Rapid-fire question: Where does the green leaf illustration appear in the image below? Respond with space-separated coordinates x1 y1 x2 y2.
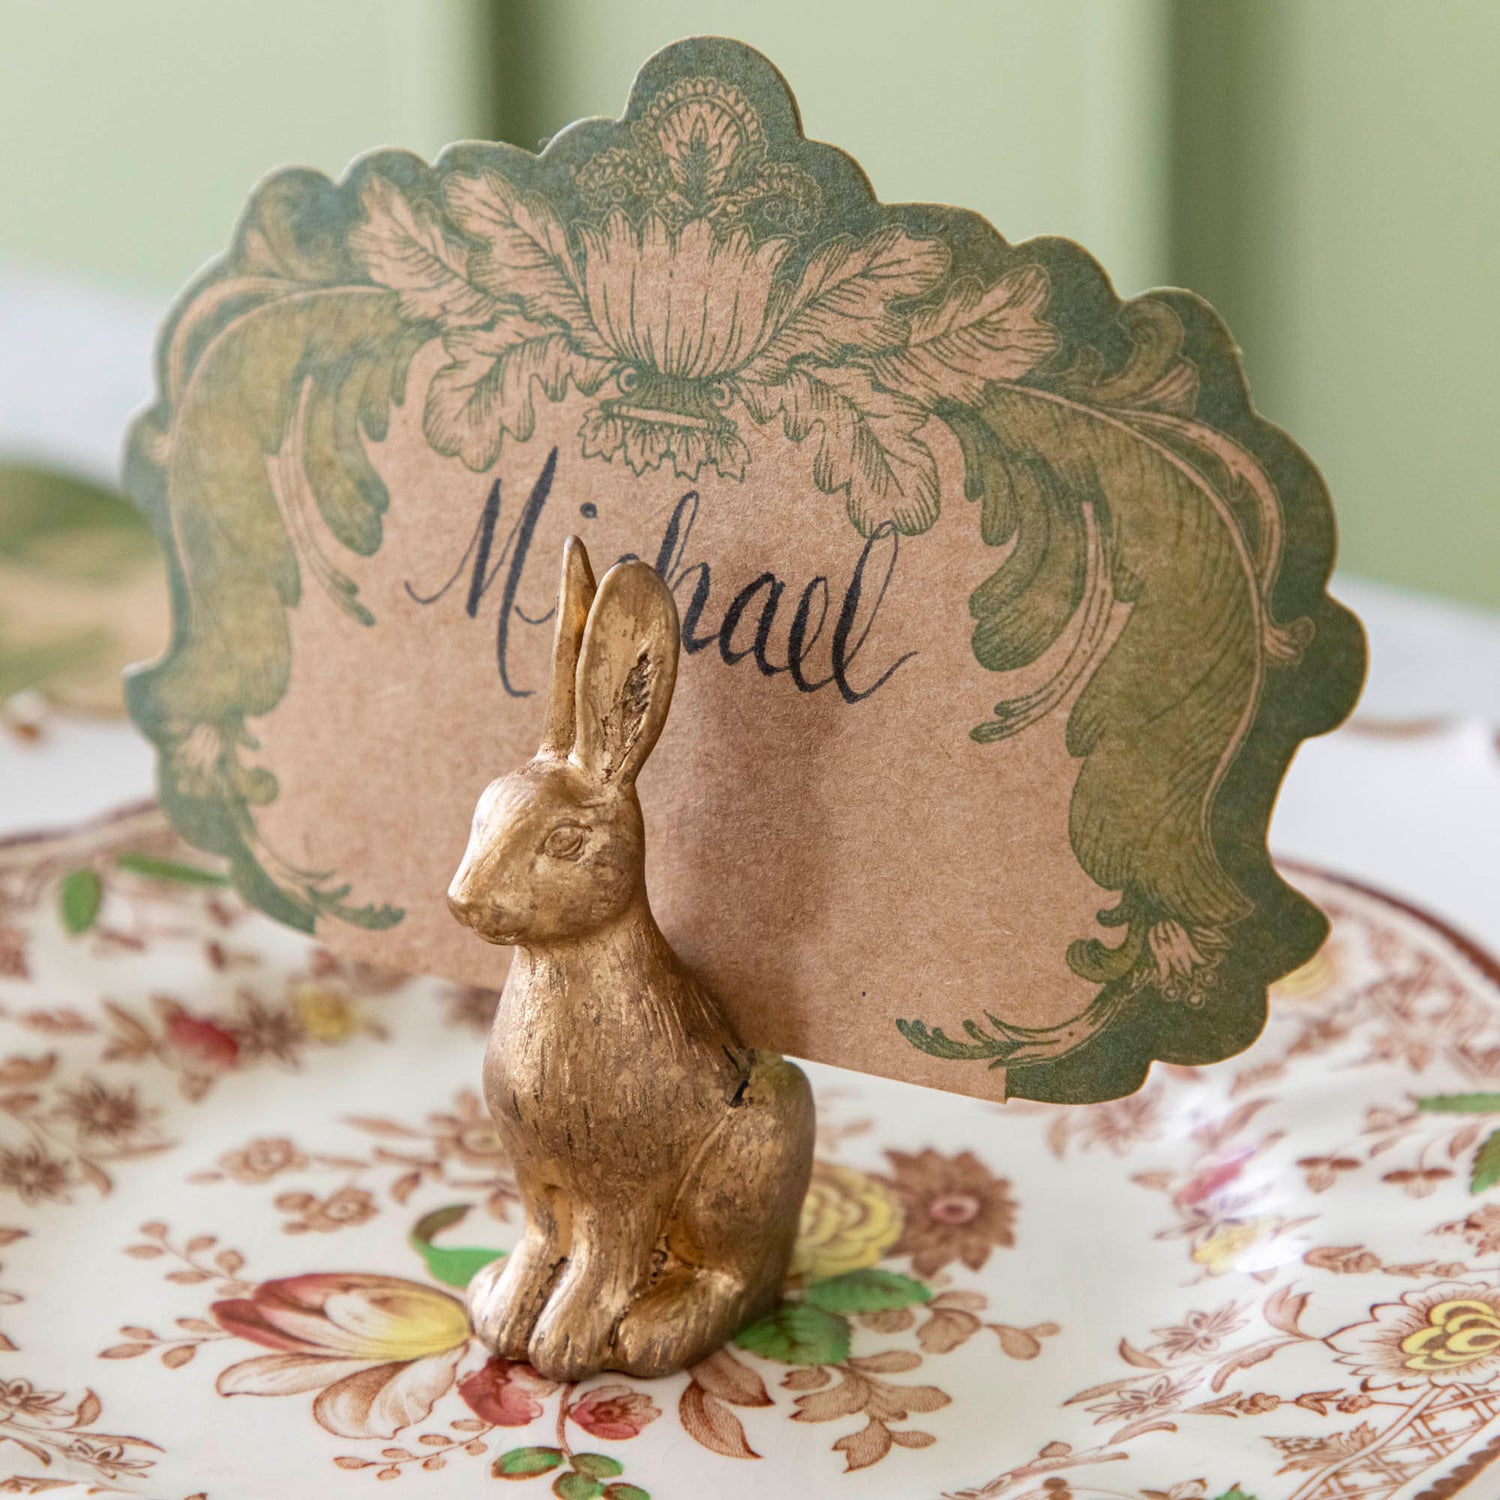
116 852 229 887
603 1486 649 1500
736 1302 851 1366
803 1269 933 1315
570 1454 624 1480
409 1204 504 1288
492 1446 564 1479
1472 1130 1500 1194
123 211 427 936
1418 1093 1500 1114
553 1473 605 1500
59 868 103 934
1212 1489 1257 1500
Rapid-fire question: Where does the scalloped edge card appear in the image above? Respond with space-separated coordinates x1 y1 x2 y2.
125 38 1365 1103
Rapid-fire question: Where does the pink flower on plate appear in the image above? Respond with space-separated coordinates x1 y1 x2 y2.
567 1383 661 1441
458 1358 559 1427
162 1004 239 1068
212 1274 470 1438
1329 1279 1500 1390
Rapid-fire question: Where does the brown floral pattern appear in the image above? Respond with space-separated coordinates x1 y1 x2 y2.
6 811 1500 1496
880 1148 1015 1276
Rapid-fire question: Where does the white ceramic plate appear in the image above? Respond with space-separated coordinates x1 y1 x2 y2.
4 806 1500 1500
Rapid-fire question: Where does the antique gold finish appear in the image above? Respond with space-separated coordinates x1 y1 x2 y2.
448 536 815 1381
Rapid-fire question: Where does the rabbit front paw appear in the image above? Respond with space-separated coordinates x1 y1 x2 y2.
527 1276 624 1382
467 1233 562 1359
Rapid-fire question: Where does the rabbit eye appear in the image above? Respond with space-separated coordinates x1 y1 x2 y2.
541 824 587 860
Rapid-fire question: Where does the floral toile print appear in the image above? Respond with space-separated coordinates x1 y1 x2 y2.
121 37 1363 1104
5 807 1500 1495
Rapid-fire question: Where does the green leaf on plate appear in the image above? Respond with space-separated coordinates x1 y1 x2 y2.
735 1302 851 1366
570 1454 623 1480
409 1203 504 1288
804 1269 933 1315
116 852 230 886
552 1472 604 1500
492 1446 563 1479
59 868 103 934
1472 1129 1500 1194
1418 1093 1500 1114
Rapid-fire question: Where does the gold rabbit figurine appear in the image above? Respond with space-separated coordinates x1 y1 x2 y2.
448 536 815 1381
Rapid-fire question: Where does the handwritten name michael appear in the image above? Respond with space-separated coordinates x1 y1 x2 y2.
405 447 916 705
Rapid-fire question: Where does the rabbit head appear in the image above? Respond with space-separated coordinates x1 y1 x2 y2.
448 536 680 946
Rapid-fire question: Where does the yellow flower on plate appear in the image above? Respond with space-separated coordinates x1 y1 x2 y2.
214 1274 472 1439
1330 1280 1500 1389
1191 1219 1267 1276
791 1161 903 1279
293 983 358 1042
1401 1297 1500 1374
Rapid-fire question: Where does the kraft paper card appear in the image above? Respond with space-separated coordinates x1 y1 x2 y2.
124 37 1365 1104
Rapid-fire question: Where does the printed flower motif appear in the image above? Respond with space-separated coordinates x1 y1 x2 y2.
212 1274 471 1438
381 162 1053 529
0 1142 73 1205
428 1091 508 1173
1383 1165 1454 1198
55 1078 153 1142
1438 1204 1500 1257
0 923 28 978
291 982 360 1042
568 1384 662 1441
219 1136 307 1184
0 1378 63 1417
882 1149 1015 1277
576 73 820 232
791 1161 903 1279
162 1004 239 1068
1329 1280 1500 1389
1297 1152 1361 1194
304 945 410 996
1190 1219 1271 1276
1083 1372 1198 1426
573 215 807 482
1144 919 1228 1005
1148 1302 1247 1359
274 1187 378 1234
1076 1090 1163 1155
172 723 226 800
56 1435 156 1482
458 1358 558 1427
228 991 300 1063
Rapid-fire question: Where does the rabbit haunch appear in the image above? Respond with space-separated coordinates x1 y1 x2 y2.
448 535 815 1381
404 449 916 708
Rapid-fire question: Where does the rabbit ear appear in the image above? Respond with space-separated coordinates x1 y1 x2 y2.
572 560 680 786
538 536 597 758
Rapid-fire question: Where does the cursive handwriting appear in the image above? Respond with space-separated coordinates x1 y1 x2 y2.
404 448 915 704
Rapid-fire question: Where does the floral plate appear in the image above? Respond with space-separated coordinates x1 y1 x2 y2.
4 804 1500 1500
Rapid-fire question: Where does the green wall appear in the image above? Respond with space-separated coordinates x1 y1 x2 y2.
0 0 489 296
4 0 1494 606
1172 0 1500 608
493 0 1174 302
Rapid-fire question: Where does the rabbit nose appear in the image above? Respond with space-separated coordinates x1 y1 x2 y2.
448 882 509 936
446 877 484 928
